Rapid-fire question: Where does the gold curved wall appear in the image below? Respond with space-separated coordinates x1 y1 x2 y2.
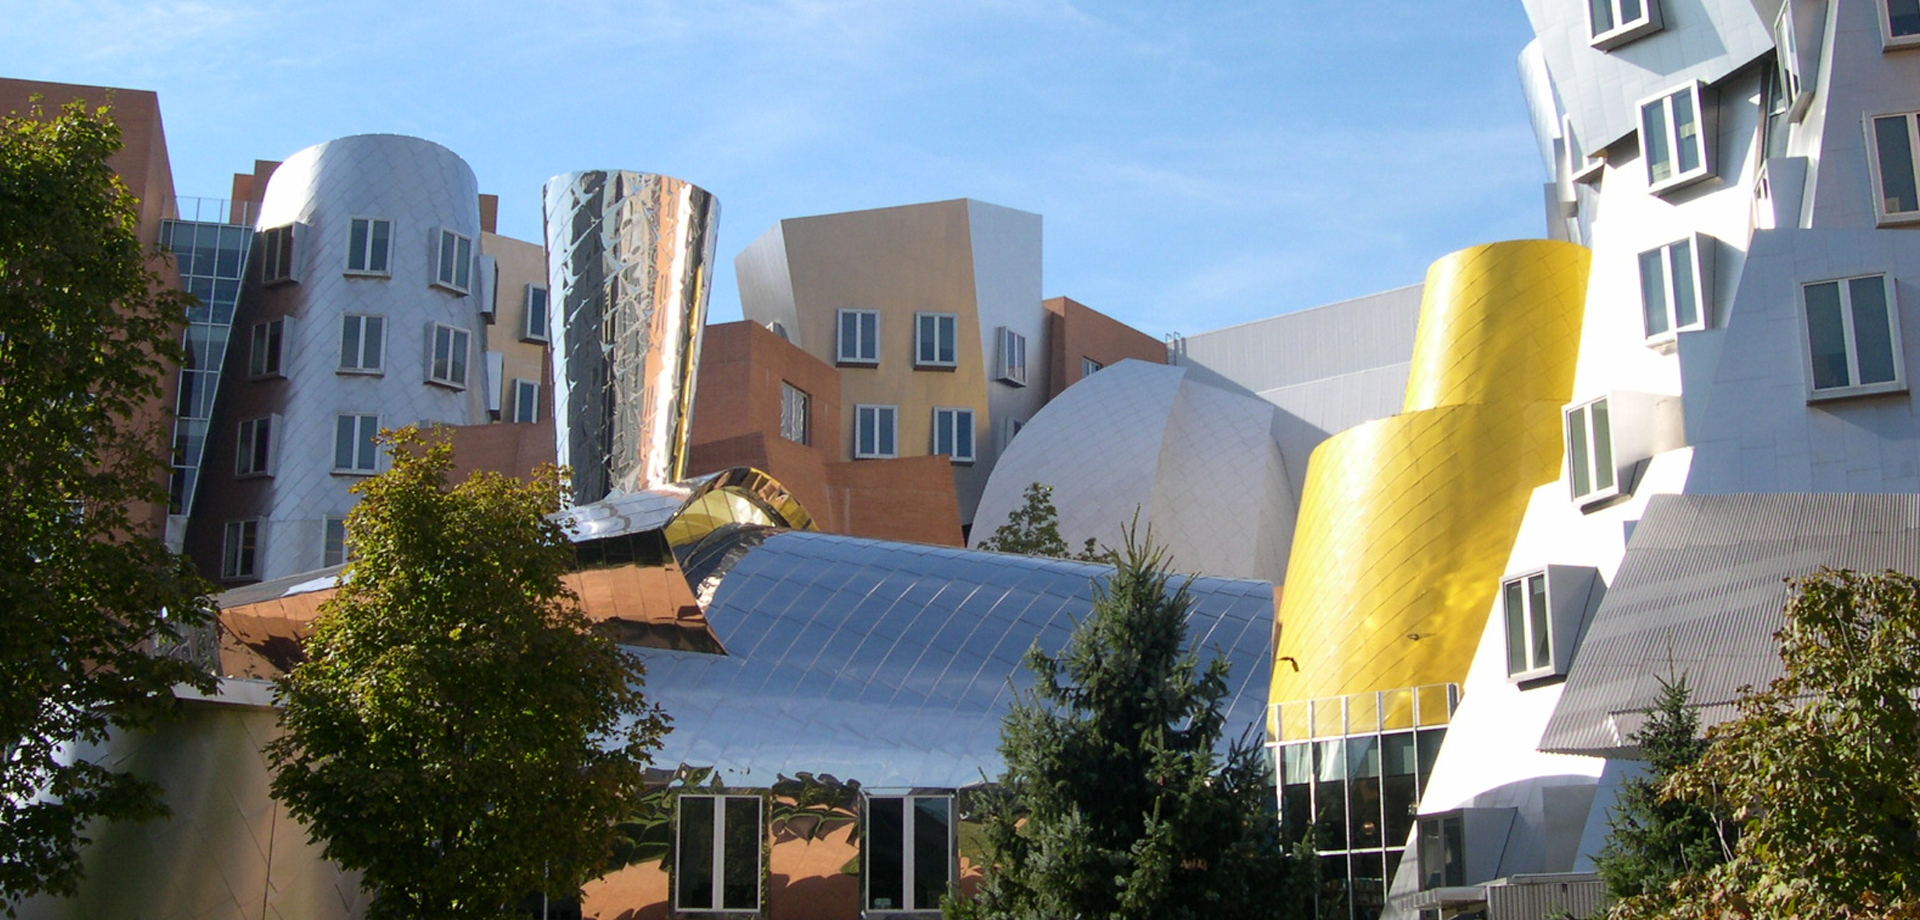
1271 240 1589 737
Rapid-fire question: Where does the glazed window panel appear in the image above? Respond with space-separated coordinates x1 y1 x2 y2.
249 318 285 378
333 414 380 474
346 217 392 275
1868 113 1920 225
512 379 540 424
1640 83 1711 193
523 285 550 342
1637 236 1707 342
1565 398 1615 504
339 314 385 373
780 383 809 444
855 404 898 459
1802 274 1905 399
996 327 1029 386
838 309 880 365
236 416 273 477
864 794 954 913
1417 813 1467 889
932 407 975 463
1883 0 1920 47
428 323 470 389
259 224 295 284
435 228 473 293
916 312 959 368
675 794 762 913
323 516 349 569
221 519 259 579
1502 571 1555 678
1590 0 1660 48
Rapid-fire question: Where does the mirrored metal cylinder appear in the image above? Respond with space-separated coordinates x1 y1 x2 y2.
544 171 718 503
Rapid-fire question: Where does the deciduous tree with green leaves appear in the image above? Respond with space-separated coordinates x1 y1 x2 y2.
267 428 670 920
1593 675 1733 912
976 482 1099 561
0 99 216 905
946 531 1312 920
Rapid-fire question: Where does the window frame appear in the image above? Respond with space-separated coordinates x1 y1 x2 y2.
1880 0 1920 50
1501 571 1556 681
914 312 959 370
427 323 471 390
1081 356 1103 379
1588 0 1662 49
1564 396 1618 506
931 407 976 464
1417 811 1467 890
235 415 274 478
1637 234 1711 346
1637 82 1713 195
995 327 1028 386
837 309 880 366
1799 273 1907 401
862 794 956 915
433 227 474 294
1865 111 1920 227
522 284 550 343
258 224 296 285
323 516 349 569
673 793 764 914
221 519 260 580
345 216 393 276
248 317 286 378
511 379 540 424
854 404 899 459
339 314 386 375
780 382 810 444
333 413 381 475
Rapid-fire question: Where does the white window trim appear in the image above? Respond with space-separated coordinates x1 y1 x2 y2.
332 414 381 475
1799 273 1907 402
235 415 275 478
221 519 260 580
426 323 471 390
248 317 286 379
932 406 976 464
914 312 959 369
995 326 1028 386
863 794 955 914
1502 571 1555 681
433 227 473 294
1589 0 1662 49
853 404 898 459
1564 396 1618 506
259 224 296 285
338 314 387 375
1637 233 1712 347
522 284 550 343
780 382 809 444
1864 111 1920 227
1773 2 1814 121
673 794 764 914
511 379 540 424
1880 0 1920 50
837 309 880 366
1637 81 1713 195
344 216 393 277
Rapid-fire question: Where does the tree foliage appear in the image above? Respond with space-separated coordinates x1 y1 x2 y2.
1610 569 1920 920
0 100 216 905
976 482 1098 561
1594 675 1733 910
947 532 1312 920
266 429 671 920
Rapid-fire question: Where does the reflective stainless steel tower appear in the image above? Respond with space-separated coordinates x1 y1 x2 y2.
544 171 718 503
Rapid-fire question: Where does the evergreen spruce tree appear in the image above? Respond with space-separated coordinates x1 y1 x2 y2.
1594 675 1732 910
947 531 1311 920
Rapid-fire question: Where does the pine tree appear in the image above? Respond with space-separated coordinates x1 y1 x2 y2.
1594 675 1731 910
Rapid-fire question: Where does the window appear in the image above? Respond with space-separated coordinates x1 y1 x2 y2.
434 228 473 293
780 382 809 444
1565 397 1616 505
932 407 975 463
323 516 349 568
1881 0 1920 49
1637 235 1708 343
1867 112 1920 226
1773 3 1814 120
1589 0 1660 48
1001 416 1024 450
864 795 954 913
915 312 959 368
236 416 273 477
249 318 285 378
995 327 1028 386
523 285 550 342
221 520 259 580
1417 813 1466 890
1082 356 1104 378
675 795 762 914
428 324 471 388
854 404 898 459
1503 572 1553 678
512 379 540 424
1639 83 1711 194
346 217 392 275
837 309 880 365
339 314 386 373
333 414 380 474
259 224 295 284
1802 274 1905 399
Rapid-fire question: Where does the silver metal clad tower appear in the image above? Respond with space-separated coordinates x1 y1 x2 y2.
544 171 718 503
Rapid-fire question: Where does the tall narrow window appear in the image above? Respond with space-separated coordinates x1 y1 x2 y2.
995 327 1028 386
323 516 349 569
837 309 880 365
854 405 898 459
523 284 550 342
428 324 471 388
1589 0 1660 48
339 314 385 373
780 383 809 444
259 224 295 284
915 312 959 368
1867 112 1920 226
1882 0 1920 48
512 379 540 424
435 228 473 293
249 318 286 378
1637 236 1708 343
1502 572 1553 678
1565 397 1615 505
932 407 975 463
1802 274 1905 399
1417 813 1467 890
1639 83 1711 194
864 795 954 913
333 414 380 474
236 416 273 477
222 520 259 580
346 217 392 275
675 795 763 914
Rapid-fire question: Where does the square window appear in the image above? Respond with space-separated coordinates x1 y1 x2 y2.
780 382 809 444
333 414 380 474
932 407 975 464
995 327 1028 386
1637 235 1709 343
1866 112 1920 226
339 314 386 373
428 323 471 389
434 228 473 293
854 404 898 459
1801 274 1906 400
864 795 954 912
249 317 285 378
259 224 295 285
1882 0 1920 49
512 379 540 424
1639 83 1712 194
838 309 880 365
1565 397 1616 505
236 416 274 477
323 516 350 569
221 519 259 580
915 312 959 369
674 795 763 913
346 217 392 275
523 284 550 343
1589 0 1661 48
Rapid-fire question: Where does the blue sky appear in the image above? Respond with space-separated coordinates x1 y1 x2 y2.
5 0 1546 336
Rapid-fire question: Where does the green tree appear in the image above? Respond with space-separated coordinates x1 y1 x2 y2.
976 482 1098 561
267 428 671 920
1593 675 1732 911
0 100 216 904
947 531 1311 920
1611 569 1920 920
